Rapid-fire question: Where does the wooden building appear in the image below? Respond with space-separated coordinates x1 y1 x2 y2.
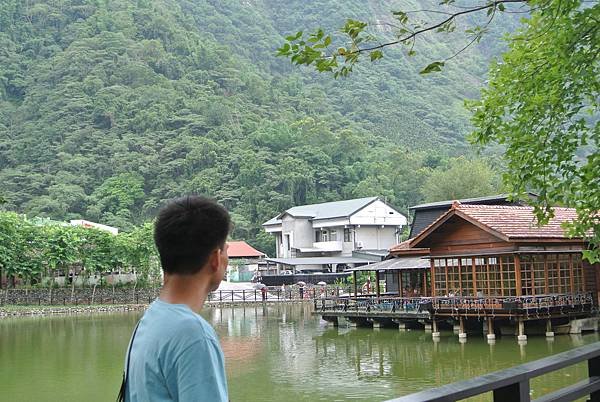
410 202 596 302
317 202 598 339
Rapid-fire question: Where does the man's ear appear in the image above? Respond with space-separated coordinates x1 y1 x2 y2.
207 248 221 272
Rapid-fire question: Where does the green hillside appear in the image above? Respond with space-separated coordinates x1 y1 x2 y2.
0 0 513 254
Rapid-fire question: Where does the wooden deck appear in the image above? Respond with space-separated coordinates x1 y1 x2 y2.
313 293 594 321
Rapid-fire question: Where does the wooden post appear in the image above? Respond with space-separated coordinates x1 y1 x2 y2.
556 254 563 294
588 355 600 402
353 271 358 299
458 260 462 295
499 257 505 296
375 270 381 300
493 381 530 402
544 254 549 294
531 257 536 296
430 259 435 297
471 257 477 296
515 255 522 297
569 253 575 293
422 270 427 296
398 270 403 297
486 258 491 296
445 259 449 296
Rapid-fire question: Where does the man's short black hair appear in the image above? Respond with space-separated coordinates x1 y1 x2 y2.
154 195 231 275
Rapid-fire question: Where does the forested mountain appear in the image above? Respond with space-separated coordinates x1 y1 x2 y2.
0 0 514 254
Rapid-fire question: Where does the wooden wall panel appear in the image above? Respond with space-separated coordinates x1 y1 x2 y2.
583 260 598 306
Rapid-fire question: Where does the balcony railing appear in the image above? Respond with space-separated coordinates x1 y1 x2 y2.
311 240 343 251
314 293 594 316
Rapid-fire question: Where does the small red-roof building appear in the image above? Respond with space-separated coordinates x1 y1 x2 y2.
227 241 266 259
226 241 266 282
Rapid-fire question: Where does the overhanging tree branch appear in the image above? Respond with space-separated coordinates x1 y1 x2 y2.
278 0 532 76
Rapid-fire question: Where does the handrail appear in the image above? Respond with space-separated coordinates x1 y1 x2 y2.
315 293 593 314
386 341 600 402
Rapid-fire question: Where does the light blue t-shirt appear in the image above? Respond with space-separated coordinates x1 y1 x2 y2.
125 299 228 402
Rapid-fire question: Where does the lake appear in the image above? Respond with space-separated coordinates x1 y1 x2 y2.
1 303 597 401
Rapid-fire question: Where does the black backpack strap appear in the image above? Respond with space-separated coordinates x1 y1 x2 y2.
117 320 141 402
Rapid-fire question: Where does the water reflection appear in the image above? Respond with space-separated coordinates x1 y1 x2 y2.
0 305 598 402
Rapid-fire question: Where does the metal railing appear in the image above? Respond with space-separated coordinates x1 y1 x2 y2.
314 293 594 315
315 296 428 314
386 341 600 402
207 286 353 303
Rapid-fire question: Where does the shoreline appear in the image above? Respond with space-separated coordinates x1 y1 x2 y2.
0 300 312 318
0 304 149 318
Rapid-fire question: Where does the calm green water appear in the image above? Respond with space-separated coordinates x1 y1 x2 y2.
1 304 598 402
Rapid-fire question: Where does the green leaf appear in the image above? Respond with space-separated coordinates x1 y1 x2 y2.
370 50 383 61
419 61 445 74
285 31 303 41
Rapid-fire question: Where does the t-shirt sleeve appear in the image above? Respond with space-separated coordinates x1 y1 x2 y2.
168 338 229 402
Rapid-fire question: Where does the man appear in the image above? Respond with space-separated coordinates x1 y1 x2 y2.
122 196 230 402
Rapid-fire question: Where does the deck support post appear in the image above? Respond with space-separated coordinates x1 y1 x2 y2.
432 319 440 339
517 318 527 341
546 319 554 338
458 316 467 339
486 317 496 340
398 322 407 331
372 321 382 330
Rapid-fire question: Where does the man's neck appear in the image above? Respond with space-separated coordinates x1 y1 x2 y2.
159 272 212 313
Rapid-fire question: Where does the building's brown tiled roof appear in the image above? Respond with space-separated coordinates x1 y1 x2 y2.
389 240 411 252
409 202 583 247
388 239 429 256
455 204 579 239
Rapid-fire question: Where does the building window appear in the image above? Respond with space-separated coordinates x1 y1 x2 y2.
285 234 290 251
330 230 337 241
322 230 329 242
344 228 351 242
573 254 584 292
315 230 321 242
501 256 516 296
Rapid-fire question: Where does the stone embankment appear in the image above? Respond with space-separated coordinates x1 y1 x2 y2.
0 287 160 305
0 304 147 318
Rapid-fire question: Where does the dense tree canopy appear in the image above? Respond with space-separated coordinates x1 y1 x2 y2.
471 1 599 261
422 157 502 202
0 0 516 256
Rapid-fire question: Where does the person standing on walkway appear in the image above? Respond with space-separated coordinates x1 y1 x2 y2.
261 285 268 301
119 195 231 402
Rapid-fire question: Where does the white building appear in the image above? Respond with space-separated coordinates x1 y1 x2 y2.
262 197 407 272
70 219 119 235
